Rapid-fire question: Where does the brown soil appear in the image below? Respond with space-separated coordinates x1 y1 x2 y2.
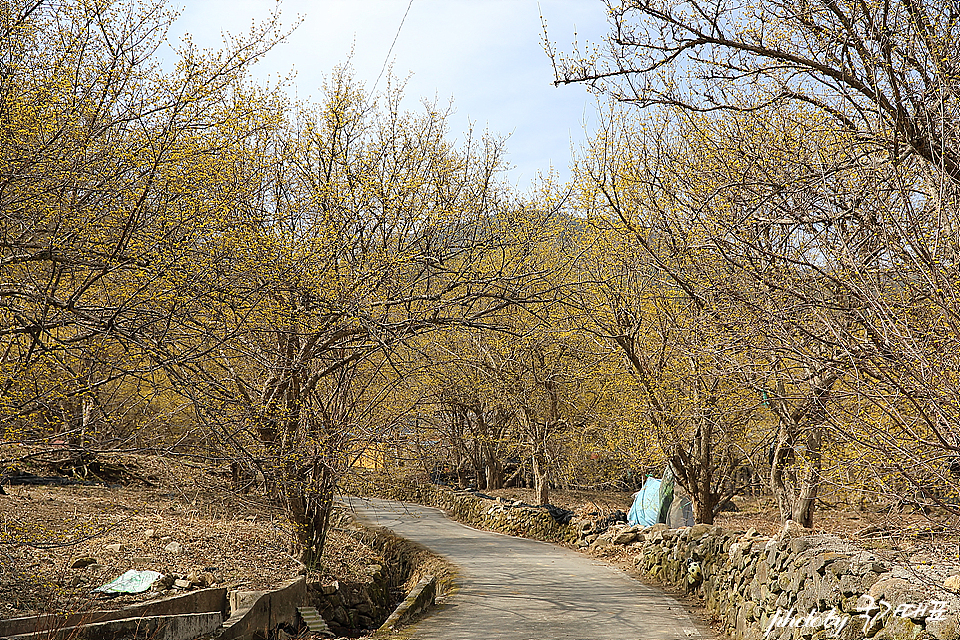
0 453 389 621
713 495 960 565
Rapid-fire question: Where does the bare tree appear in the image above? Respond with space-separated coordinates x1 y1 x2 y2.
546 0 960 182
0 0 287 459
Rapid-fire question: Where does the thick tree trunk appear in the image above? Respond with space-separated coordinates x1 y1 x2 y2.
484 445 503 490
770 424 796 522
768 371 834 527
532 450 549 505
692 492 715 525
770 420 823 528
670 421 720 524
793 428 822 527
283 461 335 568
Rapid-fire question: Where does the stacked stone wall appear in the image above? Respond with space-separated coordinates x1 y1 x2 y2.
308 564 395 636
592 521 960 640
367 481 579 544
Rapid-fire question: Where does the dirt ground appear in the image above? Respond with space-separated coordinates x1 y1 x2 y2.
0 454 383 620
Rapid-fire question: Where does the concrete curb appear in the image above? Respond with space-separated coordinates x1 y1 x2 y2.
0 588 226 640
3 613 224 640
217 577 306 640
376 575 437 634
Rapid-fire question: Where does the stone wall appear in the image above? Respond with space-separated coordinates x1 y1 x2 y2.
308 564 395 636
589 520 960 640
364 481 579 544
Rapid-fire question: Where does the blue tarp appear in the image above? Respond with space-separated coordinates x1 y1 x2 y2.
627 476 663 527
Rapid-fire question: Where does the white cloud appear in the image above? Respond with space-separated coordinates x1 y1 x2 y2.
168 0 611 187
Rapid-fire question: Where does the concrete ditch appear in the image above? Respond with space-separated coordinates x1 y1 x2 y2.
217 577 306 640
309 505 454 636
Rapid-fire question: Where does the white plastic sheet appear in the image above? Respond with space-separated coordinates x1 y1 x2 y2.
94 569 162 593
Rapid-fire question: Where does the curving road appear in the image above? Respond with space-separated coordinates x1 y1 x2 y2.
343 496 715 640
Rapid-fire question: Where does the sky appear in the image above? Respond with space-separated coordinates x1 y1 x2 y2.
166 0 613 188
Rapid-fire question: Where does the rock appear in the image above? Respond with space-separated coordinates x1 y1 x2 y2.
332 605 349 625
790 537 815 554
718 499 738 512
927 612 960 640
70 557 97 569
143 529 157 539
173 578 192 589
868 577 927 610
780 519 812 539
321 581 339 595
689 523 712 539
944 575 960 592
612 530 638 545
808 551 848 573
103 543 123 554
874 614 923 640
154 574 174 590
164 541 182 553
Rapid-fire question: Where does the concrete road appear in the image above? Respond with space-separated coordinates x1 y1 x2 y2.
343 496 715 640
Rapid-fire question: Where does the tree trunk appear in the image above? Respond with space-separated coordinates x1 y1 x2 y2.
792 427 822 527
484 445 503 490
770 422 796 522
768 371 834 527
670 421 721 524
283 461 335 568
532 449 550 505
770 420 823 527
692 490 715 525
